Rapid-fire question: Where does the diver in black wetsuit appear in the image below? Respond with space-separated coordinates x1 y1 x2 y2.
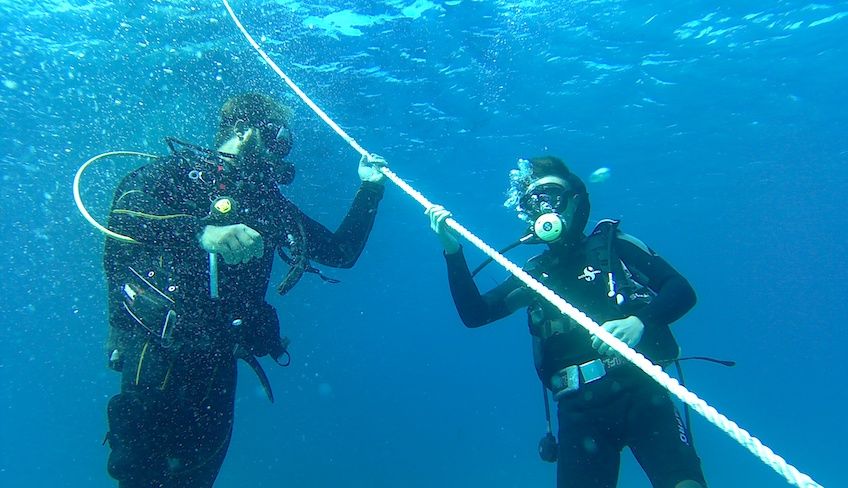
102 93 386 488
425 156 707 488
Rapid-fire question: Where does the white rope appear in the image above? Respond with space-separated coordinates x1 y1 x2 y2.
221 0 368 158
220 2 823 486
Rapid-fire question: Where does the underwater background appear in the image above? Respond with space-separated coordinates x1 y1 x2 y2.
1 0 845 486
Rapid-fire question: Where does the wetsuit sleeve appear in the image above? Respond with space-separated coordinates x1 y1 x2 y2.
296 181 384 268
614 233 696 328
443 247 530 328
107 160 205 248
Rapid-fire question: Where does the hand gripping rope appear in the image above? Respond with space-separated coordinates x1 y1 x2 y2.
220 2 820 486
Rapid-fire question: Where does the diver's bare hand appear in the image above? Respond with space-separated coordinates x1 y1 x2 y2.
199 224 265 265
359 153 387 185
591 316 645 357
425 205 461 254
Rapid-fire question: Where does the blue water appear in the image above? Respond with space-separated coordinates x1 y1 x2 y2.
1 1 845 486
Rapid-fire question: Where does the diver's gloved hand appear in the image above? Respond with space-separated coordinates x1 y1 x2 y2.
358 153 387 185
426 205 461 254
591 316 645 357
199 224 265 265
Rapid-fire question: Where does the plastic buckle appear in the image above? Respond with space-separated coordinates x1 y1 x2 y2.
579 359 607 384
552 365 581 400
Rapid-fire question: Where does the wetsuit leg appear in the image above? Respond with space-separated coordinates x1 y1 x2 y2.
107 337 172 487
625 377 707 488
106 339 238 488
556 380 629 488
162 349 237 488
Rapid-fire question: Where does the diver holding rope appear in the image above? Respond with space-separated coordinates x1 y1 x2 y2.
101 92 386 487
426 156 708 488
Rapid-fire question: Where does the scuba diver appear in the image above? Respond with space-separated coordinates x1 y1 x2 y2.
425 156 707 488
102 92 386 487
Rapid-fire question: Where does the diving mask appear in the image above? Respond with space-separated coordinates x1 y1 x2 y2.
518 176 573 243
505 160 571 220
518 176 571 218
504 158 589 245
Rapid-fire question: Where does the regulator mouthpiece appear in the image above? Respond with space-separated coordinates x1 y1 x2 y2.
533 213 564 243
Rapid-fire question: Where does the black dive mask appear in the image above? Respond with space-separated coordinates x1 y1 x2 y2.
519 181 570 217
519 176 573 243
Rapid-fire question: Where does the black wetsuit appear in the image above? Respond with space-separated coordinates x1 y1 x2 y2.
102 147 383 488
442 227 707 488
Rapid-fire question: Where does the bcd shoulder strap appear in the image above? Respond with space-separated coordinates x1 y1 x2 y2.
586 218 621 276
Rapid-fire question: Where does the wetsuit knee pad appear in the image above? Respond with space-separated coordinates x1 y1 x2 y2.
106 391 168 481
